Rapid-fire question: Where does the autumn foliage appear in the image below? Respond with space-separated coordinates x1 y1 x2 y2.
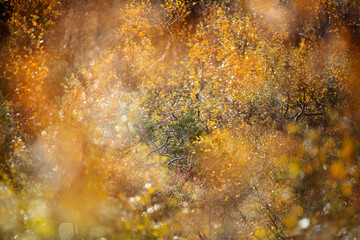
1 0 360 239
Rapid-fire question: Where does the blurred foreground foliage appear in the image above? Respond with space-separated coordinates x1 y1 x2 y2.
1 0 360 239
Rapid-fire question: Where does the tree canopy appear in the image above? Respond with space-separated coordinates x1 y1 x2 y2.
1 0 360 239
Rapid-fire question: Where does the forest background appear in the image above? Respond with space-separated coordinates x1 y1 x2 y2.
1 0 360 239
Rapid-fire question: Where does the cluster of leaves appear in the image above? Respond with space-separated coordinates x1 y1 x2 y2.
1 0 360 239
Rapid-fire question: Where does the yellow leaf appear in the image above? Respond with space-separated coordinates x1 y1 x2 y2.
148 187 155 195
330 161 346 180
